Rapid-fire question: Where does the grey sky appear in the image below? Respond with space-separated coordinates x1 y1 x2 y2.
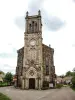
15 0 65 31
0 0 75 75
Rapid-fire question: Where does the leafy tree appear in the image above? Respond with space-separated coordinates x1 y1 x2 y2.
72 68 75 76
59 75 65 78
65 71 72 76
71 76 75 87
72 72 75 76
4 72 13 85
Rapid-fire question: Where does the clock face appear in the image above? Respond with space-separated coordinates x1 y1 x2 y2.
30 40 36 46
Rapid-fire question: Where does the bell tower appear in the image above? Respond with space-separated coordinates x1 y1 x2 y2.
16 10 55 90
23 10 43 89
25 10 42 34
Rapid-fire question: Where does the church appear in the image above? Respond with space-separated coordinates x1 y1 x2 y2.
16 10 55 89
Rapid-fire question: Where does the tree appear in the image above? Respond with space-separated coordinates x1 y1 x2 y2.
65 71 72 76
71 76 75 87
4 72 13 85
72 68 75 76
59 74 65 78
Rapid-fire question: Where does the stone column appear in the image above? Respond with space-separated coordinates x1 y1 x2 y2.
22 79 24 89
39 79 41 89
25 78 29 89
38 78 39 89
24 78 26 89
35 78 38 89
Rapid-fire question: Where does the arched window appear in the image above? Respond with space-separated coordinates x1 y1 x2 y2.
32 21 34 32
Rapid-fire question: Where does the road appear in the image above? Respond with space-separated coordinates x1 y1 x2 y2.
0 86 75 100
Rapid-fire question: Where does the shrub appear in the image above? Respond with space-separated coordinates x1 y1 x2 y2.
41 81 49 90
70 84 75 91
0 82 11 87
4 72 13 85
42 81 49 87
56 84 63 89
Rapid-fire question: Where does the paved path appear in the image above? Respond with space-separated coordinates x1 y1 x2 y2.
0 86 75 100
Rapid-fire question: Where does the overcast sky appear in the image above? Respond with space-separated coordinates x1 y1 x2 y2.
0 0 75 75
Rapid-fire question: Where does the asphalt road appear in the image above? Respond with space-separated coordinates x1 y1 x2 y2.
0 86 75 100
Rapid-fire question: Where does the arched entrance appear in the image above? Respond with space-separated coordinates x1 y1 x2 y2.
29 78 35 89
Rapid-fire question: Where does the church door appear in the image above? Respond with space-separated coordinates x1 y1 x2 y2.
29 78 35 89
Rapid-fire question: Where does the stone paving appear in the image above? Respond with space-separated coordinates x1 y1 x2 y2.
0 86 75 100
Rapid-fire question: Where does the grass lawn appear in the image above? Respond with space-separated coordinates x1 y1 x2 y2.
63 85 68 87
0 82 8 87
0 93 11 100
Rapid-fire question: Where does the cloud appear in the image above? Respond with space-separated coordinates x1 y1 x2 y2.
14 16 25 30
73 0 75 2
0 64 15 74
28 0 44 14
0 44 17 58
14 0 65 32
0 44 17 73
0 52 17 58
43 15 66 31
27 0 65 31
72 44 75 47
15 13 65 32
0 58 17 74
14 0 44 30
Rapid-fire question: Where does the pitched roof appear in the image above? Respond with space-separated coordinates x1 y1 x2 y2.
63 76 72 81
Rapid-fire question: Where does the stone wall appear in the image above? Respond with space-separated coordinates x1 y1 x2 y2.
16 44 55 88
42 44 55 82
16 47 24 87
15 10 55 89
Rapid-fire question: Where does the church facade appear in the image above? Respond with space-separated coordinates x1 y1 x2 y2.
16 11 55 89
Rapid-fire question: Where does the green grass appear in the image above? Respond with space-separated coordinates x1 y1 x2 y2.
55 84 63 89
63 85 68 87
0 93 11 100
0 82 8 87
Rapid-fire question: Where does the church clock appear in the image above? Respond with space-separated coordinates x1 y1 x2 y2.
30 40 36 46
